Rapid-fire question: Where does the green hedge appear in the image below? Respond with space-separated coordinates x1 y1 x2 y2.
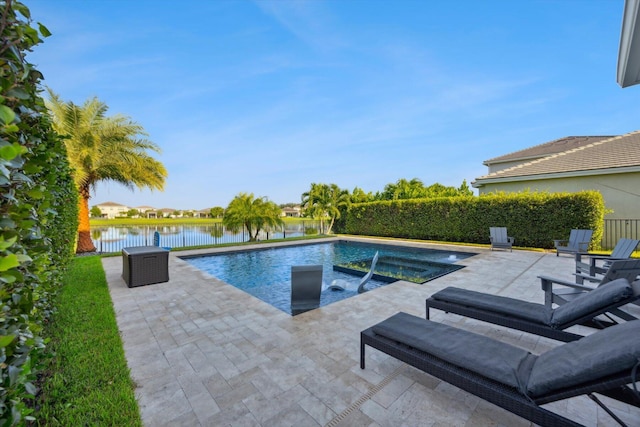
0 2 78 425
340 191 604 249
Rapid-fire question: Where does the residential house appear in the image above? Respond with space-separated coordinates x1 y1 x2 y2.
281 206 302 218
156 208 178 218
196 209 212 218
135 206 157 218
472 130 640 219
94 201 129 219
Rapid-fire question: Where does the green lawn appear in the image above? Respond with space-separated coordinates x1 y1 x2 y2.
37 256 141 426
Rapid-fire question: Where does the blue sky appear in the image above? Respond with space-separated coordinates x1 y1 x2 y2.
27 0 639 210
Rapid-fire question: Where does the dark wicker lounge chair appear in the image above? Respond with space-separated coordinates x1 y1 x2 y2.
361 312 640 427
426 278 639 342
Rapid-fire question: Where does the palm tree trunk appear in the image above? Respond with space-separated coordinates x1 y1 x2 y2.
76 186 97 253
326 217 335 235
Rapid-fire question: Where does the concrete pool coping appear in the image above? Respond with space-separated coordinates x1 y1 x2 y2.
101 236 640 426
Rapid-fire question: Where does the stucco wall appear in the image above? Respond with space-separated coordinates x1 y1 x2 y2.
477 172 640 219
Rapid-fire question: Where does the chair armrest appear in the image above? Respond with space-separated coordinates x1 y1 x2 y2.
585 255 614 261
573 272 602 283
577 241 591 252
539 275 594 290
553 239 568 247
507 237 514 244
539 274 596 307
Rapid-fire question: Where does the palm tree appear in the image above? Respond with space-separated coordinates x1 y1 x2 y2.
222 193 283 241
46 90 167 253
350 186 374 203
301 183 349 234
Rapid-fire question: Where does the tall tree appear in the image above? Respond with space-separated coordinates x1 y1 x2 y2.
223 193 283 241
46 90 167 252
379 178 427 200
301 183 349 234
210 206 225 218
350 186 374 203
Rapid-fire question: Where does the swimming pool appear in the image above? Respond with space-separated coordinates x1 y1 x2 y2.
182 241 476 315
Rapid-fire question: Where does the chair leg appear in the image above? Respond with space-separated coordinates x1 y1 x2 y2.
541 278 553 307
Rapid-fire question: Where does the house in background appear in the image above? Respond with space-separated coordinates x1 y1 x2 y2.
281 206 302 217
94 201 129 219
472 130 640 219
157 208 178 218
196 209 212 218
134 205 157 218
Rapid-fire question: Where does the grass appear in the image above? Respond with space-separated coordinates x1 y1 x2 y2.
36 256 141 426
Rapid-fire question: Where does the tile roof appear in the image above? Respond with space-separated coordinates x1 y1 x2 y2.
474 130 640 183
483 135 615 165
96 201 127 207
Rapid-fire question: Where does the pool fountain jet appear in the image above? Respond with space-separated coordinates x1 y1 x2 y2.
448 254 457 261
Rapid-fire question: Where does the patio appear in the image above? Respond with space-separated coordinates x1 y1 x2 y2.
101 237 640 426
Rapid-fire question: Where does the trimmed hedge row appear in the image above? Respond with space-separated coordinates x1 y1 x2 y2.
1 2 78 425
340 191 604 249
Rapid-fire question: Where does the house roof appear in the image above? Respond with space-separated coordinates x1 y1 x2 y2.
483 136 614 165
96 201 128 207
473 130 640 186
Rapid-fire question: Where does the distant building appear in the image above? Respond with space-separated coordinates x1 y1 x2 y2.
281 206 301 217
135 206 157 218
157 208 177 218
94 201 129 219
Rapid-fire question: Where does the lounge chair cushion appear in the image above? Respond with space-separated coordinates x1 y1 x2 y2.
371 312 536 389
430 287 552 325
549 278 634 327
527 320 640 397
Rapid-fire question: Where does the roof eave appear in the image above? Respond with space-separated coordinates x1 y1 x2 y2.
618 0 640 87
483 155 545 166
472 165 640 188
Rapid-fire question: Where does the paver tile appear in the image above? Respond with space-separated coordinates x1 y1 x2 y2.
103 237 640 426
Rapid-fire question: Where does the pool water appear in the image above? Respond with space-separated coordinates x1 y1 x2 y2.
182 241 475 315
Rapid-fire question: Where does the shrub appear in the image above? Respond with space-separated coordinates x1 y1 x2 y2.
304 227 318 235
340 191 604 249
0 1 78 424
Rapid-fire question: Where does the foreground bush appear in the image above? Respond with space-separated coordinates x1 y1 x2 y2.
0 2 78 423
341 191 604 249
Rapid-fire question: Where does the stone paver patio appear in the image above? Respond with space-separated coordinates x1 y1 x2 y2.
101 237 640 426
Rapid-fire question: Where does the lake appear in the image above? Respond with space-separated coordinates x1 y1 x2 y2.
90 220 322 253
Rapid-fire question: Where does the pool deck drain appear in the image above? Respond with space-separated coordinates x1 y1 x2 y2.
325 365 405 427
